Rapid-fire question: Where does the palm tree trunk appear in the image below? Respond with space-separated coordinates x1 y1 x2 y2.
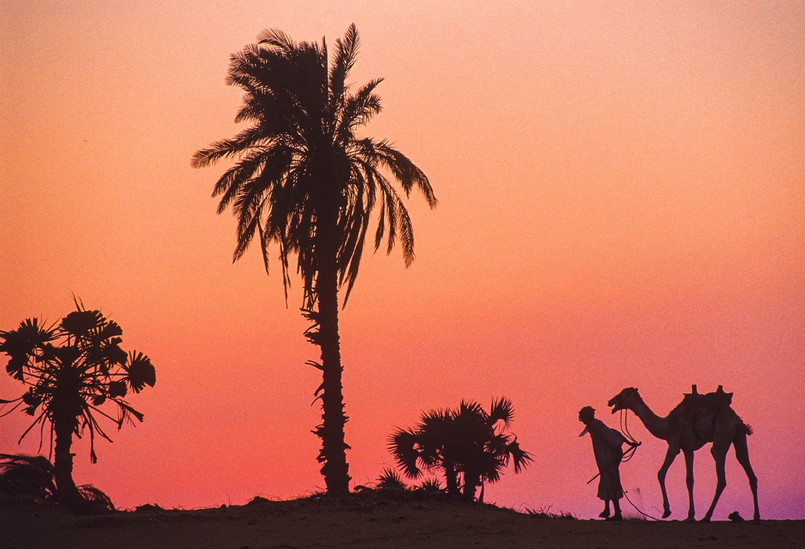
444 463 459 496
315 264 351 496
462 471 480 501
53 413 82 510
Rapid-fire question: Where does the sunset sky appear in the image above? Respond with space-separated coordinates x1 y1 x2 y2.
1 1 803 520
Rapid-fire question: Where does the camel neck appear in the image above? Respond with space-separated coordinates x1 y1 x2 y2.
628 396 671 440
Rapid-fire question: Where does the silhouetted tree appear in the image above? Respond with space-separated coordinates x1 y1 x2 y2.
375 467 442 493
0 454 56 500
0 453 114 512
192 24 436 495
0 300 155 512
389 398 532 501
390 407 461 495
376 467 407 491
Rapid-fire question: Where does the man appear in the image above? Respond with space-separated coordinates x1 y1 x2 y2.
578 405 627 520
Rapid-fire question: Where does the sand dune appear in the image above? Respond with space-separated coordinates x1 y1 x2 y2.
2 491 802 548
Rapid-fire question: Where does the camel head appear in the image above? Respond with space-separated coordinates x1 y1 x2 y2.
608 387 641 413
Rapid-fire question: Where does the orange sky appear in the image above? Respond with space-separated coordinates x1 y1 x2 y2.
1 1 803 519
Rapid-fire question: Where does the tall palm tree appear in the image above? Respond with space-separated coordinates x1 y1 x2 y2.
389 398 532 501
192 24 436 495
0 300 156 512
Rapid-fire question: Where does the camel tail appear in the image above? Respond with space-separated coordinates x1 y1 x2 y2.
741 418 753 436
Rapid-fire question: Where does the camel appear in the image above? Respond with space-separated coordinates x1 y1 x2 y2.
607 386 759 522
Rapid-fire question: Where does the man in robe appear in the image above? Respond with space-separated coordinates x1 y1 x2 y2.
578 406 627 520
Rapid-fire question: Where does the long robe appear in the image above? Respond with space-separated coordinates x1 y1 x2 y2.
585 418 626 501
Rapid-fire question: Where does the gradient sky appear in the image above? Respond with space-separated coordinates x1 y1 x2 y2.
1 1 803 519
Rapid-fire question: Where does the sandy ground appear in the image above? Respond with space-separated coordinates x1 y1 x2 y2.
2 492 802 549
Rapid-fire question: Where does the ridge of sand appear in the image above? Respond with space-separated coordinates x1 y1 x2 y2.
2 491 802 548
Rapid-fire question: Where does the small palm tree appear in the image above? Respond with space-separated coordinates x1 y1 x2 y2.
0 453 56 500
0 453 114 512
390 407 461 495
376 467 407 491
389 398 532 501
0 300 156 511
416 477 443 493
192 24 436 495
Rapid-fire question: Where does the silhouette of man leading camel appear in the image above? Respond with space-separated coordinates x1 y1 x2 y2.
580 385 759 522
578 406 637 520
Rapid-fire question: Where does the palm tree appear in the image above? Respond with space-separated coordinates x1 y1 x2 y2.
0 453 114 512
390 407 461 495
389 398 532 501
0 300 156 511
0 454 56 500
192 24 436 495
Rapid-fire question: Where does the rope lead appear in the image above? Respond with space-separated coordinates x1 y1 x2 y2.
618 409 665 520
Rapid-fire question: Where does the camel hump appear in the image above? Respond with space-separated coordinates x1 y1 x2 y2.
676 385 733 419
681 386 733 413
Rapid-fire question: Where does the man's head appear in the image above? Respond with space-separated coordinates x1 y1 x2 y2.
578 406 595 424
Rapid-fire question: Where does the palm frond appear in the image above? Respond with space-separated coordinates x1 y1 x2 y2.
337 79 383 141
372 140 437 206
377 467 407 490
77 484 115 512
17 408 48 444
329 23 360 107
489 397 515 427
0 318 58 380
417 478 443 493
60 308 104 339
256 28 298 52
388 427 423 479
125 352 156 393
508 438 533 474
194 125 269 169
0 454 56 500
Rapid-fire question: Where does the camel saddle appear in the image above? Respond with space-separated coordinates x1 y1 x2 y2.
673 385 733 443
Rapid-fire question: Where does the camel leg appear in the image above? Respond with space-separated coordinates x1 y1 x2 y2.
658 445 680 519
733 432 760 521
683 449 696 521
702 442 729 522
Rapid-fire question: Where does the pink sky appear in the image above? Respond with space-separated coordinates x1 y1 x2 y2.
1 1 803 519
